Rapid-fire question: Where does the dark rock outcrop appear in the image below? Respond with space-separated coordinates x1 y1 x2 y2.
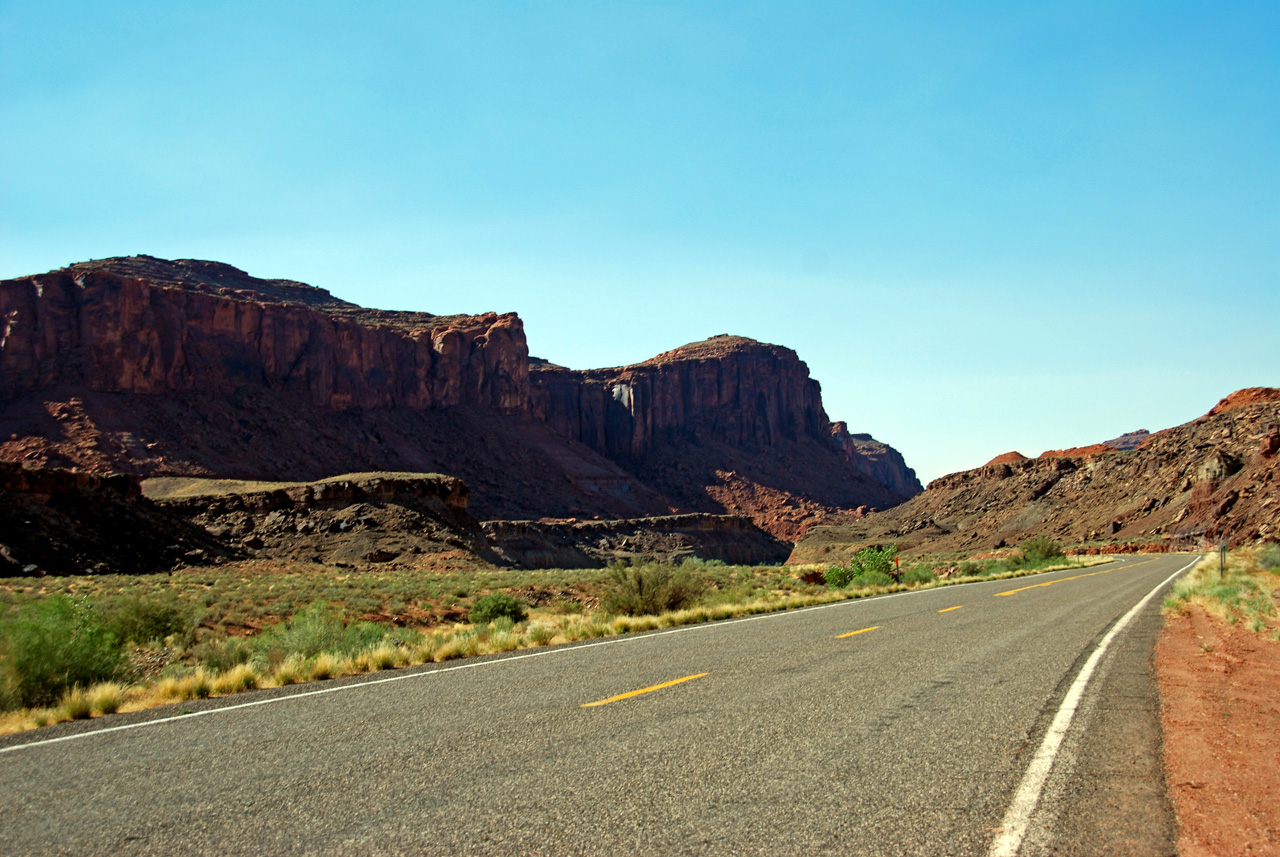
0 462 237 576
483 514 792 569
149 472 501 566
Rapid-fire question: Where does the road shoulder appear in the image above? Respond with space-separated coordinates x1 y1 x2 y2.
1157 605 1280 856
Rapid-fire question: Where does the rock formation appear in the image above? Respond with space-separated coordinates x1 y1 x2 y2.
789 390 1280 563
0 462 236 576
482 514 792 569
0 257 527 411
0 257 919 540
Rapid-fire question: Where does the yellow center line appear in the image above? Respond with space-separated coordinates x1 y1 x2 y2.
837 625 880 638
580 673 709 708
937 605 963 613
994 557 1157 597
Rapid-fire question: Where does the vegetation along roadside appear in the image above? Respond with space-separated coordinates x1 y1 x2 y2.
0 539 1115 733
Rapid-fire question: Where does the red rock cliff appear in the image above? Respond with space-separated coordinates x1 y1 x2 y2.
527 336 830 459
0 258 527 412
0 258 921 534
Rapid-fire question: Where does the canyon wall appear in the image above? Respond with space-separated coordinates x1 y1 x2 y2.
0 257 920 535
0 263 527 411
527 336 829 460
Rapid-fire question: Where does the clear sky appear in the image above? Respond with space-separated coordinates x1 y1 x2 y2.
3 1 1276 484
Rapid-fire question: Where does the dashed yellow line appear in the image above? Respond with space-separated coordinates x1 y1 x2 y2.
994 557 1156 597
837 626 880 639
580 673 709 708
937 605 963 613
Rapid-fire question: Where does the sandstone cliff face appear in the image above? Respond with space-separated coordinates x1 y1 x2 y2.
150 472 499 566
0 257 920 539
528 336 828 459
0 263 527 412
482 513 791 569
527 334 922 538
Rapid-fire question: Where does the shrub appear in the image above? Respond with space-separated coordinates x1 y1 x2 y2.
680 557 727 568
902 567 936 585
191 637 254 673
468 592 528 625
253 603 384 665
600 563 705 616
824 566 854 588
1021 536 1064 564
852 570 894 588
1258 544 1280 570
0 596 124 709
849 545 898 580
100 594 194 646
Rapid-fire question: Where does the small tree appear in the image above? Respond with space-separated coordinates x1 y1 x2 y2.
1020 536 1064 564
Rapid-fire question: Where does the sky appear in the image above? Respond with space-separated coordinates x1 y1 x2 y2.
2 1 1276 484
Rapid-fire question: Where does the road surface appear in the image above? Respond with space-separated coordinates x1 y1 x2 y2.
0 554 1193 855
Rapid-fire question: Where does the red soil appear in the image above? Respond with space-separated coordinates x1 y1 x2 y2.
1157 606 1280 856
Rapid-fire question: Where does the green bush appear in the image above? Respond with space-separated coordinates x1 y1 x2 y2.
601 563 705 616
100 594 194 646
1021 536 1064 564
849 545 898 579
1258 544 1280 570
191 637 254 672
852 570 895 588
681 556 727 568
902 567 936 585
253 603 384 666
824 566 854 588
0 596 124 709
468 592 528 625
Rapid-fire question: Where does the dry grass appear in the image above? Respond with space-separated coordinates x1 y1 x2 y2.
1165 548 1279 632
0 553 1128 735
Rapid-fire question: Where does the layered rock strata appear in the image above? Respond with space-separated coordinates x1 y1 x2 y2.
1 257 919 540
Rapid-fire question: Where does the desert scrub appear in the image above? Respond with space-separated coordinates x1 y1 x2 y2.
1164 548 1278 632
468 592 528 625
1019 536 1065 564
0 595 124 709
252 603 384 666
600 562 705 616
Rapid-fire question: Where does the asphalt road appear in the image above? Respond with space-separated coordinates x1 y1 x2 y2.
0 554 1194 856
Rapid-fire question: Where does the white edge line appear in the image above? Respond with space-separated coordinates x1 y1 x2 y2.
0 555 1145 756
986 555 1199 857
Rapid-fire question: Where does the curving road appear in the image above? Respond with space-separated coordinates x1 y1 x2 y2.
0 554 1194 856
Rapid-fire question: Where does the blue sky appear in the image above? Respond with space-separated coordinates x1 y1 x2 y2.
3 2 1276 483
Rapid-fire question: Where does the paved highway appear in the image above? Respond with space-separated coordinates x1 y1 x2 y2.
0 554 1193 855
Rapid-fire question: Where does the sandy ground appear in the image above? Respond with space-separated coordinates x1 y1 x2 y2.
1158 606 1280 856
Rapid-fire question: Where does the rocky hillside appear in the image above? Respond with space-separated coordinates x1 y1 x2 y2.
0 257 919 538
790 389 1280 564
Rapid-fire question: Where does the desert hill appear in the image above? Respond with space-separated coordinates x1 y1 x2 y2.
0 256 919 540
789 390 1280 564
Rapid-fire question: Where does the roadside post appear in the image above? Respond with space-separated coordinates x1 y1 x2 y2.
1219 539 1228 579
